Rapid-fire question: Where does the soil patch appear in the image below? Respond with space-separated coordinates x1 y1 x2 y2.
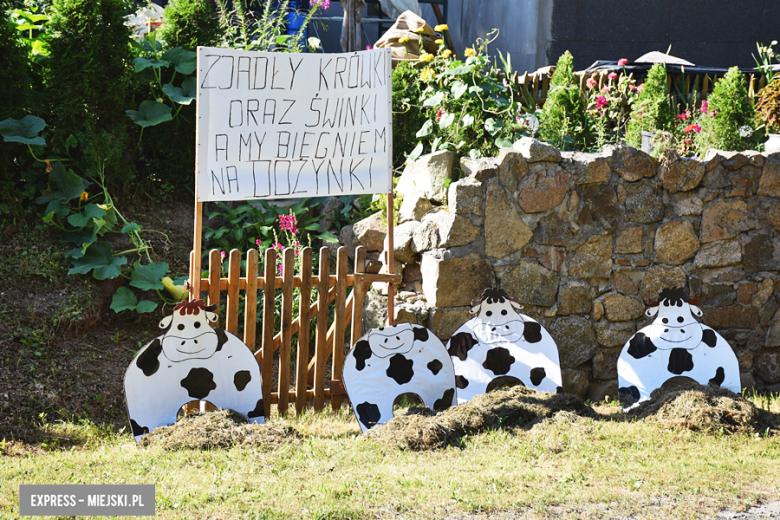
367 385 597 450
136 410 300 450
628 382 780 435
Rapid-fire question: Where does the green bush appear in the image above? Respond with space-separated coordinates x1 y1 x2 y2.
159 0 221 50
45 0 133 153
625 63 675 148
0 8 31 120
696 66 759 152
391 62 428 167
538 51 589 151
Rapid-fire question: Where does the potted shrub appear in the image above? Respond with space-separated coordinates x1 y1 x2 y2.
538 50 589 151
625 62 675 152
755 77 780 152
695 66 758 153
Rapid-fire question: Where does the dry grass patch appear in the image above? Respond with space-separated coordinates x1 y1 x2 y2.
367 386 596 450
137 410 301 451
628 383 780 435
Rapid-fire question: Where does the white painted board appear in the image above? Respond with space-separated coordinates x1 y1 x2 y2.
124 300 264 440
617 287 741 408
196 47 393 201
446 288 563 403
343 324 456 433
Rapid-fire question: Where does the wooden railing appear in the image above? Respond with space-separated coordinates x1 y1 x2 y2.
189 245 402 417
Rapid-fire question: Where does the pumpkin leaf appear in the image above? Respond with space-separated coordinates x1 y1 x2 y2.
0 115 46 145
110 287 138 313
162 47 197 75
162 76 197 105
126 101 173 128
67 203 106 228
130 262 169 291
68 242 127 280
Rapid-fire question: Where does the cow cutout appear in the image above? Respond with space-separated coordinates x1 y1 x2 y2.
343 324 456 433
446 287 563 403
124 299 264 440
617 287 741 408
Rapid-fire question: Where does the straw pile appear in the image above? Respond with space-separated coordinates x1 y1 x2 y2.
136 410 300 450
367 386 596 450
628 382 779 435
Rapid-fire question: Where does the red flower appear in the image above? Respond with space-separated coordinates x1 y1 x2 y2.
683 123 702 134
628 84 636 91
586 77 597 89
608 72 618 80
677 112 688 121
617 58 629 66
596 96 608 109
436 108 443 121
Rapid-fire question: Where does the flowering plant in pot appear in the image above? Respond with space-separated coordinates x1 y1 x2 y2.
755 77 780 152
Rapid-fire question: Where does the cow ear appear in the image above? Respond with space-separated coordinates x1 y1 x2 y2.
510 301 524 312
469 303 481 315
645 306 659 318
690 304 703 317
205 311 219 323
159 315 173 329
205 304 217 312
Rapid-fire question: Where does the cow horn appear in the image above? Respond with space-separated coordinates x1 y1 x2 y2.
160 303 173 317
471 299 481 307
688 294 700 306
646 299 659 307
509 296 520 303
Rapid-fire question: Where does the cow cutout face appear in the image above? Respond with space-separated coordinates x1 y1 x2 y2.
469 288 526 344
125 299 265 440
642 287 704 350
158 301 219 362
617 287 741 408
365 326 417 358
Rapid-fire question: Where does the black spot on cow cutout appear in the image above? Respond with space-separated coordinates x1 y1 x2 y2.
556 386 563 394
702 329 717 348
486 376 524 393
233 370 251 391
433 388 455 411
667 348 694 375
356 402 381 429
710 366 725 386
627 332 657 359
247 398 265 419
215 328 228 352
455 375 469 389
413 326 429 342
658 287 688 306
130 419 149 437
530 367 546 386
180 367 217 399
136 339 162 376
427 359 443 375
387 354 414 385
482 347 515 375
619 385 640 407
523 321 542 343
448 332 478 361
353 340 372 371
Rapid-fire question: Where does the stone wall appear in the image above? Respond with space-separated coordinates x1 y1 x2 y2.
348 138 780 402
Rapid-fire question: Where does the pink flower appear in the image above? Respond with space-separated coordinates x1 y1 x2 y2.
596 95 608 109
601 86 610 92
310 0 330 9
272 241 284 253
586 77 597 89
608 72 618 80
628 84 636 91
220 250 226 260
710 109 717 118
617 58 628 66
255 239 262 246
694 124 702 133
701 100 708 114
366 45 372 50
436 108 443 121
677 112 688 121
637 83 645 93
683 123 702 134
278 214 299 234
277 263 284 277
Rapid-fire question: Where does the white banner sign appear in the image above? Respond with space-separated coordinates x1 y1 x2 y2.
195 47 393 202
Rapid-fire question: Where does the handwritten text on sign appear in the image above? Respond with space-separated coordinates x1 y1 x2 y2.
196 47 393 202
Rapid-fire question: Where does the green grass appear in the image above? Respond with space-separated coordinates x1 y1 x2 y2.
2 399 780 520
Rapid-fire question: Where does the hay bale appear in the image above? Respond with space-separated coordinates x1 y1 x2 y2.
628 382 779 435
137 410 300 450
367 386 596 450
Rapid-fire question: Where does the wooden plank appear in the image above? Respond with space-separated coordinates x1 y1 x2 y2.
278 248 294 416
295 247 313 414
307 291 354 382
191 201 203 298
271 286 337 352
265 384 348 404
261 248 276 419
199 274 359 292
226 249 241 335
208 249 221 328
243 249 259 351
351 246 366 347
386 193 395 327
331 248 349 411
313 248 330 411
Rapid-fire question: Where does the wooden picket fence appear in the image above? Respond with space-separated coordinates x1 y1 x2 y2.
188 245 401 418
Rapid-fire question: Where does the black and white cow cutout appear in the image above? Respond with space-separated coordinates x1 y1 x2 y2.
343 324 456 433
124 299 264 440
617 287 741 408
446 287 563 403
